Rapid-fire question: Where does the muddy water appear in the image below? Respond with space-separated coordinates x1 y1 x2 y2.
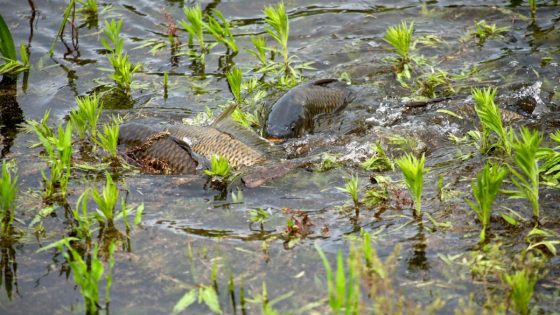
1 0 560 314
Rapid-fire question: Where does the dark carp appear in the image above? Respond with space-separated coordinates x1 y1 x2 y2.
265 79 352 139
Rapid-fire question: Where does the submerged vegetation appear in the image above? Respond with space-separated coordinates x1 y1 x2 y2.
0 1 559 314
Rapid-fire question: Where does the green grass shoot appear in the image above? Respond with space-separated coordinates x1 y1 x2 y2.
384 21 414 64
337 174 359 210
503 268 537 315
472 87 511 155
507 128 542 221
49 0 75 56
395 153 428 217
0 162 18 237
246 36 268 66
0 14 30 75
204 155 231 178
315 243 360 315
226 66 243 104
264 2 292 76
72 190 94 243
204 10 238 53
77 0 98 15
33 123 73 200
70 95 103 141
528 0 536 17
248 208 270 230
101 19 141 94
91 172 120 225
180 4 206 51
172 285 222 315
465 163 508 242
97 120 120 160
472 20 509 45
361 143 393 172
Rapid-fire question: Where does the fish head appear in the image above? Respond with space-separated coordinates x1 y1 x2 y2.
265 89 310 139
265 101 306 139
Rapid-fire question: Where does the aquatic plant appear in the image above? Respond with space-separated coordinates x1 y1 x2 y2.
101 19 141 94
337 174 359 211
72 190 94 244
363 183 389 208
503 268 538 315
248 208 270 231
465 163 508 242
91 172 120 226
77 0 98 16
246 36 268 67
361 143 393 172
264 3 290 75
472 87 512 155
172 285 222 315
472 20 509 45
97 120 120 161
180 4 206 54
70 95 103 141
204 10 238 53
316 246 360 315
0 14 30 75
506 128 542 221
163 72 169 98
395 153 428 217
40 238 116 315
384 21 414 80
33 123 73 200
226 66 243 104
528 0 536 17
0 162 18 238
49 0 76 56
318 153 339 172
204 155 231 178
416 69 455 98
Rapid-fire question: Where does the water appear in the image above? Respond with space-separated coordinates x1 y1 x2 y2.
0 0 559 314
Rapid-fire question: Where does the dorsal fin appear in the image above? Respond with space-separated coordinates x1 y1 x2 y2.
211 103 238 128
309 78 339 86
211 104 284 158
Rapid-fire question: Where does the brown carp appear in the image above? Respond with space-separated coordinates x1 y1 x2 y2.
118 123 199 174
265 79 352 139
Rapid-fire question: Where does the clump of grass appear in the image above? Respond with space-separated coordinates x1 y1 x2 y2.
384 21 414 79
318 153 339 172
472 87 512 155
395 153 428 217
0 15 30 75
0 162 18 238
246 36 268 67
472 20 509 45
337 174 359 213
39 238 116 315
204 10 238 53
70 94 102 142
91 172 120 227
204 155 231 178
361 143 393 172
226 66 242 105
465 162 508 242
180 4 206 55
506 128 542 221
97 120 120 162
416 69 455 98
77 0 98 22
32 122 73 200
503 267 538 315
264 3 290 74
101 19 141 95
315 245 360 315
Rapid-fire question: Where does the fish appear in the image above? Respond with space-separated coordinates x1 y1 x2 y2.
118 123 200 174
265 79 352 139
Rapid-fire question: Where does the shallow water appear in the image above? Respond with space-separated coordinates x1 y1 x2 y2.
1 0 560 314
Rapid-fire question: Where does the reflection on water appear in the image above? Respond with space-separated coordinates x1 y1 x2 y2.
0 244 19 301
0 77 23 158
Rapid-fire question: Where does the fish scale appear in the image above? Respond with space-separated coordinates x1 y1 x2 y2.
265 79 352 138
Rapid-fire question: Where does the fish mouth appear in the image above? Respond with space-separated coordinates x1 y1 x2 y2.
265 136 287 143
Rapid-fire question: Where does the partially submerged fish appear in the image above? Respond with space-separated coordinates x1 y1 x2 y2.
119 123 199 174
265 79 352 139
